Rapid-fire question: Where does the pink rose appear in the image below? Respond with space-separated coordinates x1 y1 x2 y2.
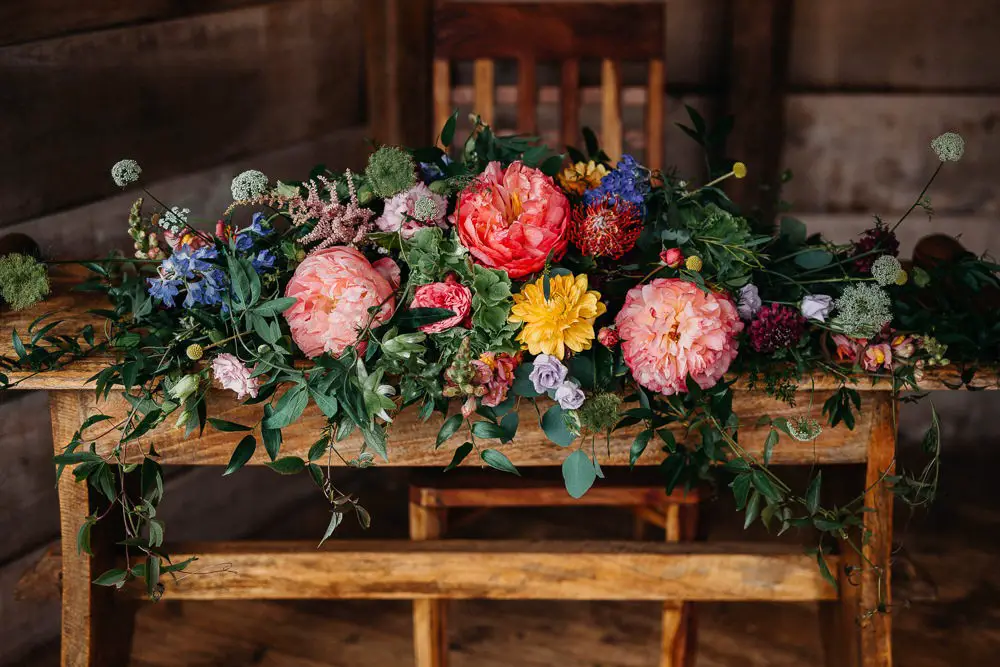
597 326 619 347
410 276 472 333
660 247 684 268
284 247 398 358
453 161 570 279
862 343 892 372
211 353 259 400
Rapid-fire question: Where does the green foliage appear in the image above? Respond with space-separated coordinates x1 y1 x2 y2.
0 253 50 311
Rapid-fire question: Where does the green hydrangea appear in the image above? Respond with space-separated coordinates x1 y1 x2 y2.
365 146 416 198
578 392 622 434
0 253 50 311
833 283 892 339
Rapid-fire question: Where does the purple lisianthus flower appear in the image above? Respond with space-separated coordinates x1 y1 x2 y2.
554 380 586 410
737 283 762 320
147 276 181 307
800 294 834 322
529 354 568 393
251 249 277 274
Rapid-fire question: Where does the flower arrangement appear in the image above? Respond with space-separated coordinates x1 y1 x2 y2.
3 110 999 602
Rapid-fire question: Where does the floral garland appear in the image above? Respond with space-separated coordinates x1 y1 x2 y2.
1 111 995 603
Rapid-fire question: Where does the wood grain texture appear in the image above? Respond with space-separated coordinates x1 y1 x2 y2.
410 504 448 667
600 59 623 163
411 482 699 508
0 0 362 226
646 58 665 170
473 59 495 126
433 59 452 144
861 394 896 667
819 544 862 667
137 540 838 602
433 2 663 60
559 59 581 148
517 56 538 135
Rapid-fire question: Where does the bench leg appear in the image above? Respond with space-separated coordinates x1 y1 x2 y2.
410 503 448 667
660 503 697 667
819 545 862 667
52 392 134 667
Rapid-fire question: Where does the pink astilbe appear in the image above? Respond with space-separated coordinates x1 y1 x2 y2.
292 170 375 252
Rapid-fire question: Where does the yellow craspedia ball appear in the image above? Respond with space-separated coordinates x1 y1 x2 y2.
685 255 703 272
185 343 204 361
732 162 747 179
895 270 909 286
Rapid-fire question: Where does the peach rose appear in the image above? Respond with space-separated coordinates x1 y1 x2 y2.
410 276 472 333
283 247 398 358
453 161 570 278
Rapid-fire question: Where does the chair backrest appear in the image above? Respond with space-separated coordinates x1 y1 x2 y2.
432 1 666 169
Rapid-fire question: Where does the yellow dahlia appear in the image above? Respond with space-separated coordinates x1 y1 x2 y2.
557 161 609 197
508 273 607 359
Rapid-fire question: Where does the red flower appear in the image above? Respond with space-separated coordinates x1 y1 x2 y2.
660 247 683 268
748 304 806 353
597 326 619 347
569 197 643 259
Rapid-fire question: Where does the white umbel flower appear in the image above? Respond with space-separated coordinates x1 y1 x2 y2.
231 169 269 201
870 255 903 287
833 283 892 339
931 132 964 162
111 159 142 187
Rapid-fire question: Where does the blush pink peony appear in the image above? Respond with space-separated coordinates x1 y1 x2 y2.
615 278 743 395
453 161 570 278
211 353 259 400
410 275 472 333
284 247 398 358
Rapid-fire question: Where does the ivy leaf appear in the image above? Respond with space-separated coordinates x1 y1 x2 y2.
562 449 597 499
481 448 520 476
223 435 256 476
444 442 473 471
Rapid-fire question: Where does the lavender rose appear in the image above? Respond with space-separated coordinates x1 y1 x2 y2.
800 294 834 322
554 380 586 410
737 283 762 320
529 354 568 393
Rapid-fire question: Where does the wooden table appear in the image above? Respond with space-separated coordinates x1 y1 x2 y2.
7 268 978 667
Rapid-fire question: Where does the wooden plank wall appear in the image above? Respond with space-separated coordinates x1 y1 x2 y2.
0 2 368 664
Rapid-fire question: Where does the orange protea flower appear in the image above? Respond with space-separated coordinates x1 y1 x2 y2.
569 197 643 259
558 160 609 197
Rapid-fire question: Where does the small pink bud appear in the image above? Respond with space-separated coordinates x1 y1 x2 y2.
660 247 684 268
598 326 619 347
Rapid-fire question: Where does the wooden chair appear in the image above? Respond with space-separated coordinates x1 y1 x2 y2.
409 474 699 667
431 1 666 168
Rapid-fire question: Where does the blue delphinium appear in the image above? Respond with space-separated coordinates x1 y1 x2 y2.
147 276 181 308
419 154 453 184
583 154 651 214
247 212 274 237
250 249 277 274
148 244 226 308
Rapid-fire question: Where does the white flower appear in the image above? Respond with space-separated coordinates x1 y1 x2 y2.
553 380 585 410
931 132 964 162
111 159 142 187
870 255 903 287
833 283 892 339
159 206 191 233
800 294 834 322
231 169 269 201
737 283 762 320
167 374 200 402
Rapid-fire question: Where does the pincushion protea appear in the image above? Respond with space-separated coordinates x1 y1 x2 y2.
569 197 643 259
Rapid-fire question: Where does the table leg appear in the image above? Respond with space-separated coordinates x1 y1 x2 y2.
51 391 134 667
861 393 896 667
410 502 448 667
660 503 696 667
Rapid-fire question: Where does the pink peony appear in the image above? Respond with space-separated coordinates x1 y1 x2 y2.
284 247 398 358
453 161 570 278
211 353 259 400
410 276 472 333
376 183 449 239
614 278 743 395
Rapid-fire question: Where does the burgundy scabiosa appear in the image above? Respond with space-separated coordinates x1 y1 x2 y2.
851 223 900 273
748 303 807 354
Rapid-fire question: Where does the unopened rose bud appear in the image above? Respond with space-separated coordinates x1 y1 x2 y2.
660 247 684 268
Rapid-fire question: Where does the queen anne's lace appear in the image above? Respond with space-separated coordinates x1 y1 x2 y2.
834 283 892 339
931 132 964 162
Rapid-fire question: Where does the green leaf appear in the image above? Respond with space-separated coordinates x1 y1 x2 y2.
743 490 761 529
540 155 564 177
806 472 822 515
207 418 252 432
394 307 456 329
763 429 779 465
11 329 26 360
444 442 473 471
93 568 128 587
318 511 344 547
263 385 309 429
794 249 834 270
629 429 652 468
252 297 297 316
730 473 751 509
76 516 95 556
148 519 164 548
307 436 330 462
481 448 520 476
541 404 576 447
562 449 597 499
436 413 464 449
266 456 306 475
309 387 339 419
441 109 458 146
751 470 783 504
512 363 541 397
816 550 837 589
779 217 807 246
499 411 519 442
145 555 161 599
472 420 507 440
223 435 256 476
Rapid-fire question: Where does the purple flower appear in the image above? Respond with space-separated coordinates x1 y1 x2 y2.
528 354 568 393
251 249 277 274
800 294 834 322
554 380 585 410
248 212 273 237
737 284 762 320
234 233 253 252
583 155 649 214
147 276 181 307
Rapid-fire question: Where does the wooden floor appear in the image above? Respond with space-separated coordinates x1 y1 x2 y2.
23 448 1000 667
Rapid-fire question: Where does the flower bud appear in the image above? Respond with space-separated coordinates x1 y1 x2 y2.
685 255 703 272
185 343 204 361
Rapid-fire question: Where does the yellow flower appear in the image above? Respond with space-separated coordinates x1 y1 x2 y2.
558 161 609 197
685 255 703 272
732 162 747 179
509 273 607 359
895 269 909 286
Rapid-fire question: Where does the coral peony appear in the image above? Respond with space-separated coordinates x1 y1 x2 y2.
410 275 472 333
660 247 684 268
453 161 570 278
376 182 448 239
211 353 259 400
615 278 743 395
284 247 398 358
